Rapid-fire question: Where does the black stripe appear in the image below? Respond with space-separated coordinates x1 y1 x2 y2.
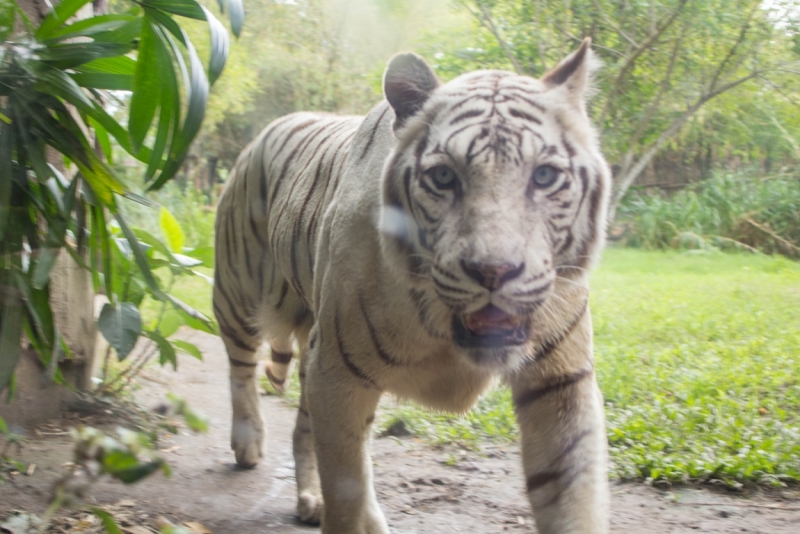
433 277 472 295
449 108 484 125
275 280 290 310
531 299 587 362
334 311 380 389
360 106 390 160
269 124 330 207
514 94 546 112
513 368 592 410
408 288 447 340
508 108 542 124
526 470 564 492
229 357 258 367
215 283 260 338
266 367 285 385
271 350 293 364
359 294 402 367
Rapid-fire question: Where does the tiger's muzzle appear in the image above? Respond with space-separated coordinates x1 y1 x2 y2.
452 304 529 349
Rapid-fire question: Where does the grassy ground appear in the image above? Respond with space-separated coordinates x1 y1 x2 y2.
165 249 800 485
380 249 800 486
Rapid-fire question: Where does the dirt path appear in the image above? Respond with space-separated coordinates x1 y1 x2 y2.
2 331 798 533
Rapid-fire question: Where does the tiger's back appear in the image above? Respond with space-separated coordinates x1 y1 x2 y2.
213 112 363 351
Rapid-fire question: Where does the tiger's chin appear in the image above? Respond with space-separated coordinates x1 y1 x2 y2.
452 304 531 368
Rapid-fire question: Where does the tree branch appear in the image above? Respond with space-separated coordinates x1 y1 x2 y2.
597 0 689 134
468 1 524 74
708 4 759 93
608 69 764 221
619 25 686 176
591 0 638 48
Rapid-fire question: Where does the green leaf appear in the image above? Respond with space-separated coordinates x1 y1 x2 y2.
32 246 61 290
38 42 134 69
168 295 216 334
75 150 128 206
71 72 133 91
98 302 142 360
89 508 123 534
89 117 113 163
115 211 165 300
145 330 177 369
201 6 229 84
29 61 93 108
102 449 165 483
0 0 16 41
144 25 179 181
226 0 244 38
35 0 94 39
14 271 56 348
183 246 214 268
157 309 183 337
143 0 205 20
0 291 24 393
129 19 161 152
171 339 202 360
45 15 137 42
159 207 185 253
149 30 209 190
0 415 8 434
75 56 137 76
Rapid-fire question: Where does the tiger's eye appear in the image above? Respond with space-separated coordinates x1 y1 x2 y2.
531 165 560 188
430 166 456 188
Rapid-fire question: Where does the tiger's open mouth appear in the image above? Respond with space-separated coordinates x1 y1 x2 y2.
453 304 528 348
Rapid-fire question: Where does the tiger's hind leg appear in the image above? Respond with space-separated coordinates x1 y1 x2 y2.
292 329 323 525
222 333 265 469
264 337 294 394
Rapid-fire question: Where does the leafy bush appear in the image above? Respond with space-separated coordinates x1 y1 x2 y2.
0 0 239 395
618 173 800 256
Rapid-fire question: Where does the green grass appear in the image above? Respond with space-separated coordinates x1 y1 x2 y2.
165 248 800 485
379 249 800 485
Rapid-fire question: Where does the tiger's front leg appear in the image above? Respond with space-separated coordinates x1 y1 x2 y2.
307 334 387 534
508 311 610 534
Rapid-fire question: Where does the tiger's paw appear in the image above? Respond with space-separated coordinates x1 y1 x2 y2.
297 492 323 525
231 417 264 468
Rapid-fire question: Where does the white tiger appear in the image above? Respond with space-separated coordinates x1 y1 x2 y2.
213 38 611 533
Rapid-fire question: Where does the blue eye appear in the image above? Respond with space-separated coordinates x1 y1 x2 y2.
430 166 457 188
532 165 560 187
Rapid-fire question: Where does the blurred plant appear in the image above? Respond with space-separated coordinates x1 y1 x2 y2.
0 0 243 396
95 208 213 394
0 414 27 481
618 172 800 256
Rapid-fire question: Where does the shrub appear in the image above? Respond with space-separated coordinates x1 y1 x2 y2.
618 172 800 256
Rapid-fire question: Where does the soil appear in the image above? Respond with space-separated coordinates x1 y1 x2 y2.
2 330 798 533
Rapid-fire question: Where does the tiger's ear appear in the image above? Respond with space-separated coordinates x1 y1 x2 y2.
541 38 597 108
384 53 440 131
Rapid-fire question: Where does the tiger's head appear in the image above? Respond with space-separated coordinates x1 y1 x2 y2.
378 39 610 369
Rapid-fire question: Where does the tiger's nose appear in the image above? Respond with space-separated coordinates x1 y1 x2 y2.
460 260 525 290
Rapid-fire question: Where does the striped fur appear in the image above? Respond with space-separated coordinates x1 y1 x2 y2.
215 39 610 533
